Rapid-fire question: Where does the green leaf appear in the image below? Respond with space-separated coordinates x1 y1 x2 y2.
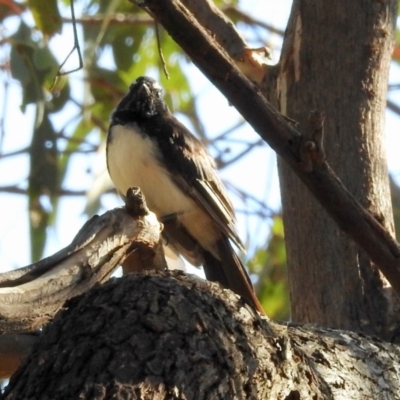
59 118 94 178
28 111 59 261
27 0 62 37
9 21 61 110
48 77 71 113
88 66 127 122
10 44 42 110
248 215 290 320
29 195 49 263
111 25 147 71
213 0 238 6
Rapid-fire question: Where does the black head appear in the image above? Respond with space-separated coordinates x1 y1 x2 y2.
115 76 167 119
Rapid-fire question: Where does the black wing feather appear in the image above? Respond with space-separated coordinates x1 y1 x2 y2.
140 112 245 252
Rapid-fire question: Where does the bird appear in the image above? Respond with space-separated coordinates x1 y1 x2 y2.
106 76 264 314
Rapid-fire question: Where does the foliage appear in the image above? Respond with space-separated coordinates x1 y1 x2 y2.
249 216 290 320
2 0 204 261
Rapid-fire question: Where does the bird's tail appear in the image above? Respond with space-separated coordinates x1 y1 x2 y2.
203 238 264 314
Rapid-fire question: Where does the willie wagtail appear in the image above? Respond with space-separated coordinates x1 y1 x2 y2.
107 76 263 313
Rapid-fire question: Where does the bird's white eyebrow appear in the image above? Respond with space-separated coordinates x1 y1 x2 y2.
151 81 162 91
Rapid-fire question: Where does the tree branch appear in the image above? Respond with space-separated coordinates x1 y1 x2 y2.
133 0 400 296
3 271 400 398
62 14 155 26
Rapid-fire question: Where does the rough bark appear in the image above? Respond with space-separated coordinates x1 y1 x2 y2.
275 0 399 337
2 271 400 400
135 0 400 339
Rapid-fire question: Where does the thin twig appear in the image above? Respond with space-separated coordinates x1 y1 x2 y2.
216 139 264 169
155 22 170 79
0 186 114 196
62 14 154 26
54 0 83 77
387 99 400 116
49 1 83 91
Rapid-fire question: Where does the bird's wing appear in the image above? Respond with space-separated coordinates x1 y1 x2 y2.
153 114 245 252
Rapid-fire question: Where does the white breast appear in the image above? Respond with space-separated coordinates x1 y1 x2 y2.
108 124 195 215
107 124 220 253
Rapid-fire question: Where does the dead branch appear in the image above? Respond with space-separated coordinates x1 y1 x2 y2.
0 187 164 379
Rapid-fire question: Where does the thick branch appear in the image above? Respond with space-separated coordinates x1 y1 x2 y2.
134 0 400 297
154 0 269 83
2 271 399 399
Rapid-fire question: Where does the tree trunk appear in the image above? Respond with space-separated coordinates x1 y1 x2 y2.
275 0 399 338
2 272 400 400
